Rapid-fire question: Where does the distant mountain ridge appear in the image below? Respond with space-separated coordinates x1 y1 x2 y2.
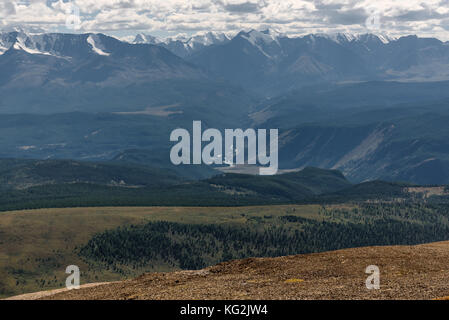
2 29 449 99
0 31 204 87
132 29 449 94
252 81 449 185
185 29 449 95
0 31 256 119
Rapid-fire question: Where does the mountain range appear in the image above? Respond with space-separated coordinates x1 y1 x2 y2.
4 29 449 98
0 32 204 89
0 31 253 123
1 29 449 184
134 29 449 96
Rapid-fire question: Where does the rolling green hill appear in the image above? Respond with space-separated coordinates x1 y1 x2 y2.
205 167 351 200
0 158 446 212
0 159 183 191
112 148 219 180
0 159 354 210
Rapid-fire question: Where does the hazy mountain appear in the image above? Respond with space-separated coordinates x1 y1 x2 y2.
3 30 449 112
246 80 449 185
188 30 449 96
0 31 255 121
278 110 449 185
0 32 203 86
251 81 449 128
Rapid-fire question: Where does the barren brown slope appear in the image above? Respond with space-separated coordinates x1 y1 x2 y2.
36 241 449 300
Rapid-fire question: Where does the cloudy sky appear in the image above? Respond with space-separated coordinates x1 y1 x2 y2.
1 0 449 41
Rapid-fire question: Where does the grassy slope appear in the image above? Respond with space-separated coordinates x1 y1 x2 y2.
3 198 449 298
0 205 319 298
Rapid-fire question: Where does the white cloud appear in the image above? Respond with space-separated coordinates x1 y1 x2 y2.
1 0 449 40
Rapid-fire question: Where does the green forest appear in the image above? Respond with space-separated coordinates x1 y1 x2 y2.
79 201 449 274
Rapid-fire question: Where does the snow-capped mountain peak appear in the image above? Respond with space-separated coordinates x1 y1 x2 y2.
132 31 229 57
186 31 230 49
313 32 357 43
239 29 280 46
0 31 56 56
234 29 283 60
134 33 160 44
311 32 395 45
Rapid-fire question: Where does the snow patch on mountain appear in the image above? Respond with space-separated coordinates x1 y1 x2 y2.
12 38 51 55
0 31 63 56
377 34 396 44
0 46 8 55
87 35 110 56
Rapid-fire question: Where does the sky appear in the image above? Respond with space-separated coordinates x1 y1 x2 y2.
1 0 449 41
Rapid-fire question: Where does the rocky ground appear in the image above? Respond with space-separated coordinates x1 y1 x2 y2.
7 241 449 300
